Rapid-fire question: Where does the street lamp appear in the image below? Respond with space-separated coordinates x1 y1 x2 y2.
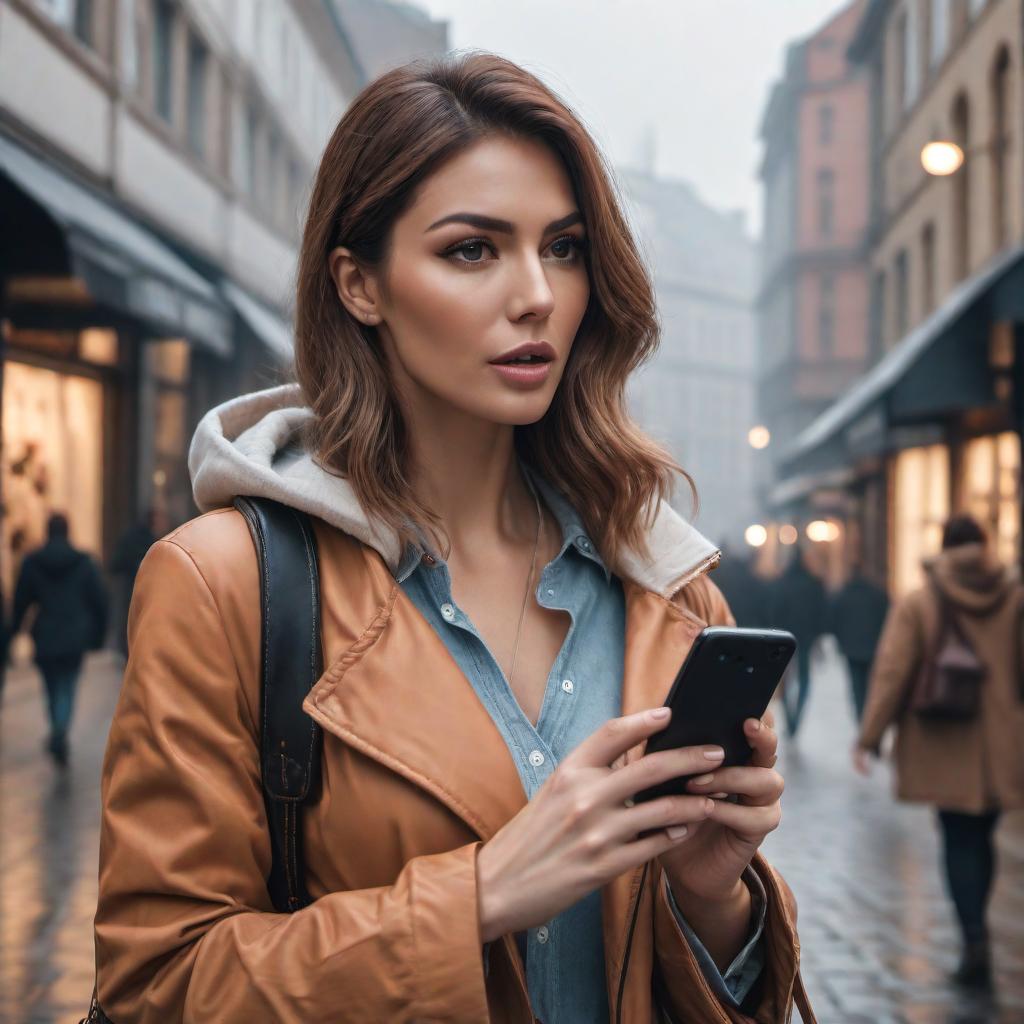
745 524 768 548
748 425 771 450
921 140 964 176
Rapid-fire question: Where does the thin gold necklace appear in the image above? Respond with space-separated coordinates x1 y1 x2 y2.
507 472 543 688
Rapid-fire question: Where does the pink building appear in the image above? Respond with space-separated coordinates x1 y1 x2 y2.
758 1 872 495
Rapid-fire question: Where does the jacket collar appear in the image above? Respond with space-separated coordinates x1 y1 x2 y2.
189 383 721 599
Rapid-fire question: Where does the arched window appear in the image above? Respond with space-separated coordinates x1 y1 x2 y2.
951 91 971 281
990 46 1011 251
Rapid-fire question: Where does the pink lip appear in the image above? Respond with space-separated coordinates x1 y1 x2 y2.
489 340 557 364
490 362 553 389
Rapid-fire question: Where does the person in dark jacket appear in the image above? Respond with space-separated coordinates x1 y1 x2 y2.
12 512 108 766
768 547 827 738
829 561 890 723
109 507 165 656
711 545 770 628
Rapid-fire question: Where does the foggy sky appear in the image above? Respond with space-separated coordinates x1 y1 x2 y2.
416 0 844 238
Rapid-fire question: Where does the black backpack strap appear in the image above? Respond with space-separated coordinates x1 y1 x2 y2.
234 495 324 913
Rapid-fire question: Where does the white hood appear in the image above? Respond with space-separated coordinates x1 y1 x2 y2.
188 384 721 599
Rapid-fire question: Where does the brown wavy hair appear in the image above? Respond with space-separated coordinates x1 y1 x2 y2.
294 50 696 569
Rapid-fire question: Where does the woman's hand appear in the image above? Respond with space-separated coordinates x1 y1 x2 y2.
476 706 725 942
656 710 783 908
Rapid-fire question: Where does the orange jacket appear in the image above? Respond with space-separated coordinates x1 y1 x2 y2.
93 507 805 1022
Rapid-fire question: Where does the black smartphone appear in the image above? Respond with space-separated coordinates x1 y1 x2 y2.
632 626 796 804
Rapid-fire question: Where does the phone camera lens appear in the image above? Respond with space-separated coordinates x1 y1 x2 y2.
718 653 727 663
745 665 754 674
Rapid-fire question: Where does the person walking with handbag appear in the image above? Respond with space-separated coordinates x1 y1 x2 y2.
87 52 815 1024
852 515 1024 989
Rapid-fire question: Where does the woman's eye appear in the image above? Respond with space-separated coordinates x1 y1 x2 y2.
444 240 494 264
552 234 585 260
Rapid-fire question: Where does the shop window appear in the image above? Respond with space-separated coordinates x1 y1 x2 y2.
79 328 119 366
1 362 105 605
892 444 950 596
963 433 1020 566
902 2 920 109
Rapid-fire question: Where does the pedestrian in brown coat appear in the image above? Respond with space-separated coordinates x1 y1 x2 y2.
852 515 1024 990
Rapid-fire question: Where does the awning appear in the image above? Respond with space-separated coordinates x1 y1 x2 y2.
222 281 293 363
767 464 859 510
0 134 231 355
784 243 1024 474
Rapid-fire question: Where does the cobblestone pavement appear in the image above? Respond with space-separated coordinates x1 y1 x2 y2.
764 641 1024 1024
1 645 1022 1023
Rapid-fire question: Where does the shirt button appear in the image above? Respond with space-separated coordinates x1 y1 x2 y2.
422 553 436 566
528 750 545 767
561 679 574 694
546 588 555 597
536 925 550 944
440 603 455 620
576 536 591 552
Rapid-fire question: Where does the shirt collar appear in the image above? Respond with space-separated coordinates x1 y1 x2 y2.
393 462 610 584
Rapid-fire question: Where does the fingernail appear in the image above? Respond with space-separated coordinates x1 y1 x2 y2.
666 825 689 840
704 747 725 760
748 719 762 732
689 773 715 786
704 799 717 814
649 707 671 721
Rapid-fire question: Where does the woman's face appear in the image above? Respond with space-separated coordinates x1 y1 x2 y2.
333 135 590 427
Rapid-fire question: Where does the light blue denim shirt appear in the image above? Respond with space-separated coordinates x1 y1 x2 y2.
394 465 765 1021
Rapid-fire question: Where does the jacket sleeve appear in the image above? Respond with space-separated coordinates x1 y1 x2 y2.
95 538 490 1024
85 558 109 650
11 559 34 636
858 593 924 753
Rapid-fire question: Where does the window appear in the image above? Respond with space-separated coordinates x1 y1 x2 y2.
870 270 886 360
819 104 834 146
38 0 92 48
991 48 1011 250
152 0 175 123
894 11 908 114
929 0 949 68
951 92 970 281
817 168 835 239
902 1 920 109
968 0 988 17
73 0 93 47
819 273 836 355
244 103 259 197
186 33 208 159
894 249 910 338
921 222 936 314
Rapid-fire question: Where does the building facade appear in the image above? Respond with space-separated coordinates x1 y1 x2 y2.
781 0 1024 596
620 167 759 551
0 0 447 615
757 0 872 583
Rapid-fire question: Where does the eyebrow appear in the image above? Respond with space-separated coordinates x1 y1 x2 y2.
425 211 584 235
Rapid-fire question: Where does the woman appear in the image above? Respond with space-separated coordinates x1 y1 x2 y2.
93 53 808 1022
854 515 1024 989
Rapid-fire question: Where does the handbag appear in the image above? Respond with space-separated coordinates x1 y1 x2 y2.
81 497 323 1023
910 581 987 721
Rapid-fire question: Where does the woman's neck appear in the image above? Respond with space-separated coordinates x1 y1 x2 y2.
406 421 538 558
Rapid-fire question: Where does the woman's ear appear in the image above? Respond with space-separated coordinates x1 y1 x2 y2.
329 247 382 325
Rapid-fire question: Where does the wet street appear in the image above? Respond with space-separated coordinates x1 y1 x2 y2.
0 644 1022 1023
